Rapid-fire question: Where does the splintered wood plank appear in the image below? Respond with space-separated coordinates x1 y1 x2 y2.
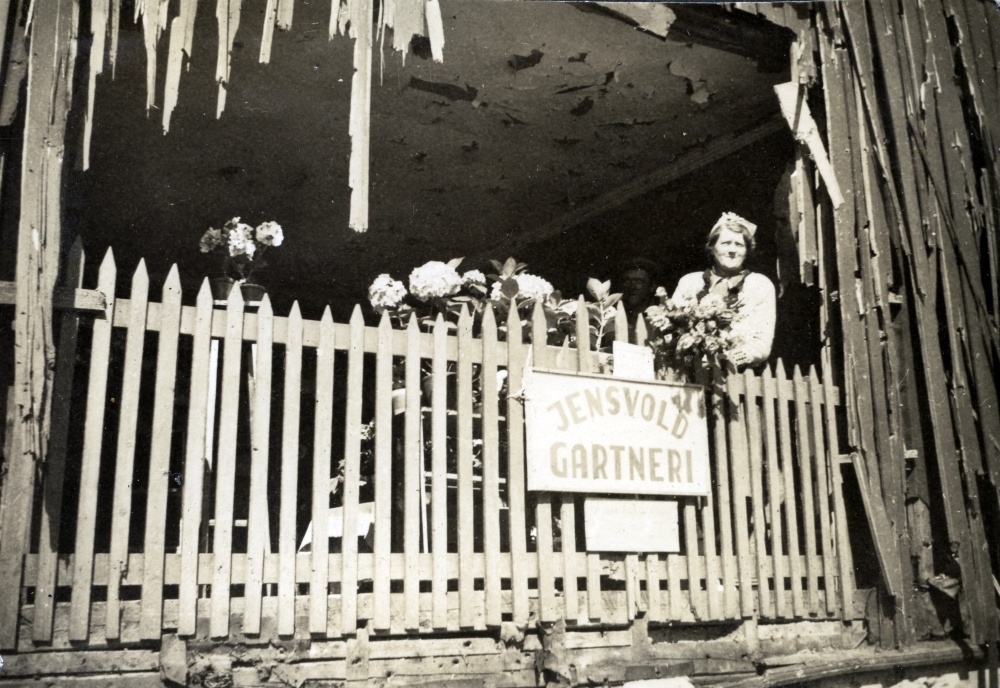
744 369 771 619
710 368 737 619
456 307 476 628
726 375 754 618
209 286 246 638
775 360 803 617
259 0 278 63
667 550 684 620
761 366 787 619
683 498 702 620
177 280 214 636
531 303 557 623
83 0 109 167
403 317 421 630
214 0 242 118
277 0 294 29
138 266 183 640
278 303 303 636
480 307 502 627
106 260 150 641
372 313 394 632
310 308 336 635
244 296 274 635
645 554 662 622
792 365 819 616
808 367 836 616
341 306 365 636
33 240 85 643
505 308 530 624
347 0 373 230
430 314 449 629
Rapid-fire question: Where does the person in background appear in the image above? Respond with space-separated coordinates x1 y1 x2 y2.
618 257 661 342
671 212 776 370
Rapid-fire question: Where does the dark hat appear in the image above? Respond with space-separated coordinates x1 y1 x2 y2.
620 257 661 276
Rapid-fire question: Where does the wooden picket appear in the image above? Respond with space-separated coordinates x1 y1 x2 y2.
7 250 856 650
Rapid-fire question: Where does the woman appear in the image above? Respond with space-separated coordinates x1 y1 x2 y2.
672 212 776 370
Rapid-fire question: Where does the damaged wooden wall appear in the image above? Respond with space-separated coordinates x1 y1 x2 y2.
747 0 1000 648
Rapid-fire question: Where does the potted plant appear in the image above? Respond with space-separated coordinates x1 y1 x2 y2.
199 217 284 306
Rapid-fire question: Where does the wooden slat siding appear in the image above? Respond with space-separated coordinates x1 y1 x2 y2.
843 16 916 625
480 306 502 627
403 317 421 630
710 368 737 619
105 260 150 641
760 366 786 619
903 4 987 639
278 302 303 637
310 308 335 635
791 365 819 616
807 367 836 616
645 554 662 622
822 362 854 619
699 387 722 620
937 238 996 639
743 370 770 619
726 375 754 618
505 307 530 625
243 296 274 635
372 313 393 632
138 266 182 640
456 306 476 628
430 313 449 630
210 286 246 638
924 3 1000 641
774 360 803 617
341 306 365 636
530 303 557 623
820 20 905 603
33 239 85 642
177 281 214 636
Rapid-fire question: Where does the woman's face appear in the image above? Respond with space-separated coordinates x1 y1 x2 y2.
710 227 748 274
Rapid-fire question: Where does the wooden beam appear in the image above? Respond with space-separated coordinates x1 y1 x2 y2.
0 281 106 311
0 0 79 651
497 116 787 257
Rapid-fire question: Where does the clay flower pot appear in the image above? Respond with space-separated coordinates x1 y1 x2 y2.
240 282 267 308
209 276 235 305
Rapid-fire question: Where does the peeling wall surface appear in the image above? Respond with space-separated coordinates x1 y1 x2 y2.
59 0 792 318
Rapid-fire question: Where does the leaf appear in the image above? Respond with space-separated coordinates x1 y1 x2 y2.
489 259 505 274
604 293 622 309
586 278 610 300
447 257 464 270
500 276 520 299
501 257 519 277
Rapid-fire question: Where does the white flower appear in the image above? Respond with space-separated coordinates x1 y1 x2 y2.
489 281 503 301
369 274 408 310
409 261 463 301
513 273 553 301
655 286 668 298
256 221 284 247
228 221 256 257
462 269 486 286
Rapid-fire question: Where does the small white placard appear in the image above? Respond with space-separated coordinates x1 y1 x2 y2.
584 497 679 552
612 340 655 380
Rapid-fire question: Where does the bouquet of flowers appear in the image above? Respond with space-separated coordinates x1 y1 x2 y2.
199 217 284 283
644 290 738 381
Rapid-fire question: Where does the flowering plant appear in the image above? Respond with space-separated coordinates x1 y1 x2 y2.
644 290 737 381
199 217 284 283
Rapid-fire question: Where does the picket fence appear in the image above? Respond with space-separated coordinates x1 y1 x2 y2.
10 249 856 649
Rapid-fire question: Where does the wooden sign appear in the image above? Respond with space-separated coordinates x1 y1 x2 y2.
523 368 711 496
583 497 679 552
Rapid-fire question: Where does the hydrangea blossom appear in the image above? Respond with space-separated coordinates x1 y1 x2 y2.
256 221 284 247
462 269 486 286
199 227 225 253
409 261 463 301
513 273 554 301
368 274 408 311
